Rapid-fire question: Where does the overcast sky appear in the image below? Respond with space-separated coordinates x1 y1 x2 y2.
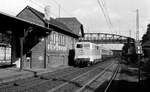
0 0 150 39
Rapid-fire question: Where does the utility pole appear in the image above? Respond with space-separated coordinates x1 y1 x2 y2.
129 30 131 38
58 4 61 17
136 9 139 41
136 9 141 85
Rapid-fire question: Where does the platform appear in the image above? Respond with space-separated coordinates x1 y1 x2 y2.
0 65 68 84
107 59 150 92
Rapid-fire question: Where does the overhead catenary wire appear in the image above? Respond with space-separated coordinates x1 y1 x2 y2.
101 0 113 28
97 0 113 32
97 0 110 28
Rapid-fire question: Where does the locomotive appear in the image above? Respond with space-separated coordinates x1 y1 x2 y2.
74 42 113 67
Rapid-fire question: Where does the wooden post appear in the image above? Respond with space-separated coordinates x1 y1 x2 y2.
20 37 24 71
19 27 32 70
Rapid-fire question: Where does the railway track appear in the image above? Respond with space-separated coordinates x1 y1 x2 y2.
104 62 120 92
83 61 120 92
48 60 119 92
0 67 79 90
76 64 118 92
0 59 117 92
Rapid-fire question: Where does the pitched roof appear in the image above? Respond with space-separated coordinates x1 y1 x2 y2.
17 6 45 22
56 17 84 37
56 17 82 25
0 10 50 36
46 18 73 33
17 6 76 37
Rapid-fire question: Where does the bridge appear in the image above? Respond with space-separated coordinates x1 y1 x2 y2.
79 33 135 44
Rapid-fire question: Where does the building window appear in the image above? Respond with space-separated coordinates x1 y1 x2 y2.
56 33 58 43
60 35 63 45
58 35 60 45
62 36 64 45
62 35 65 46
64 36 66 46
53 33 56 44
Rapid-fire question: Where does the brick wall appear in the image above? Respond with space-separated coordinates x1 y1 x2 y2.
16 7 78 69
17 7 45 26
31 40 45 68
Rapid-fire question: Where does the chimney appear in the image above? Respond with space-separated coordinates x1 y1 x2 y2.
44 5 51 20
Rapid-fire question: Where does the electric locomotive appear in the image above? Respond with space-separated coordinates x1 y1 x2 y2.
74 42 113 67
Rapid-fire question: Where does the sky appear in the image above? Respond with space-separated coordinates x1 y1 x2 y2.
0 0 150 40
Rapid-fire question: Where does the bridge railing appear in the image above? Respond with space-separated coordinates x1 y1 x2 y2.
79 33 135 44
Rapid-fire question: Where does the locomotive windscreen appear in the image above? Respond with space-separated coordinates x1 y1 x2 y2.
76 44 83 48
84 44 90 48
76 43 90 48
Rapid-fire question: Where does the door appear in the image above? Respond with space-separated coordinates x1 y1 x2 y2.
24 52 31 68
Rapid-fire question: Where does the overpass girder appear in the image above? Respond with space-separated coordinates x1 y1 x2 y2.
80 33 134 44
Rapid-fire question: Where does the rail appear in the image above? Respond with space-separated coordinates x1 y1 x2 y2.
48 62 114 92
104 61 120 92
76 62 115 92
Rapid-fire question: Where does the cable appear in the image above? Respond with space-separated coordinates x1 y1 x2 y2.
29 0 44 9
101 0 113 28
97 0 112 31
100 0 113 29
97 0 114 34
29 0 90 33
29 0 57 17
43 0 73 17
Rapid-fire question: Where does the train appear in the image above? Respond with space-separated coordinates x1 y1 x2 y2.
74 42 113 67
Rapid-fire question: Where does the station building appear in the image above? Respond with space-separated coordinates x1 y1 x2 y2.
0 6 84 69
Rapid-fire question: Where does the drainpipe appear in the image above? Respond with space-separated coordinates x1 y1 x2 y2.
44 37 47 68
